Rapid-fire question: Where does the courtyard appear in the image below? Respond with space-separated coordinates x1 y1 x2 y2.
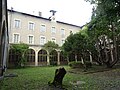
1 65 120 90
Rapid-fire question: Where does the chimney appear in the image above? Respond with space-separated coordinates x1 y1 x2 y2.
38 11 42 17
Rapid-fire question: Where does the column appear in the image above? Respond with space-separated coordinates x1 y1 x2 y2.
47 52 50 65
81 57 84 64
90 54 92 63
89 52 92 63
75 54 77 62
57 51 60 65
35 50 38 66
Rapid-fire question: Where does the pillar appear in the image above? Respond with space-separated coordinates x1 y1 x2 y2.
89 52 92 63
75 54 77 62
90 54 92 63
81 57 84 64
47 52 50 65
35 50 38 66
57 51 60 65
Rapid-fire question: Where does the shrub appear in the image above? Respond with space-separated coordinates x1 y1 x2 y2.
68 61 84 68
10 43 29 68
50 60 57 66
84 61 92 68
68 61 92 69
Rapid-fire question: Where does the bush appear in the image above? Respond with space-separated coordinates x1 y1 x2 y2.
68 61 84 68
50 60 57 66
68 61 92 69
84 61 92 68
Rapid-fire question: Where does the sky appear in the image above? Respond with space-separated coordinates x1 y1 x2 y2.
7 0 93 26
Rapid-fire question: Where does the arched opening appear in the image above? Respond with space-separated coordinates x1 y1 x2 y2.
38 49 47 66
50 50 58 65
60 51 68 65
25 49 35 66
8 49 22 67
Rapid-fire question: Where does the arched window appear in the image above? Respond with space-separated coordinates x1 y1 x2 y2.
25 49 35 65
50 50 58 65
60 51 68 65
38 49 47 62
8 49 22 67
9 49 21 63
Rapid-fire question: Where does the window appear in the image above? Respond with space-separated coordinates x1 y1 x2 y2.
14 19 20 28
28 35 34 44
13 34 20 43
61 39 65 45
51 37 56 43
40 25 46 32
61 28 65 36
40 36 46 45
28 22 34 30
51 27 56 34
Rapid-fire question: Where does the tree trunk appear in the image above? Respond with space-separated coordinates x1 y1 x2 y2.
49 67 66 88
75 54 77 62
109 22 119 68
96 38 103 65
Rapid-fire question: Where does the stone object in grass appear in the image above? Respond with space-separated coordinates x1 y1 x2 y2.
70 81 86 86
48 67 67 88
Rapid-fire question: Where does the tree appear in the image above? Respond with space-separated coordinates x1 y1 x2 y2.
10 43 29 67
43 41 59 65
43 41 59 53
86 0 120 68
62 31 91 63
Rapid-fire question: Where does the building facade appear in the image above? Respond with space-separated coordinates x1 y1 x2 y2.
8 9 81 66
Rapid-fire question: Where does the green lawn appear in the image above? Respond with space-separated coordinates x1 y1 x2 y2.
1 65 120 90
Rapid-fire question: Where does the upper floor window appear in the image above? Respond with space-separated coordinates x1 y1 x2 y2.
40 36 46 45
28 22 34 30
14 19 21 28
51 37 56 43
61 39 65 46
40 25 46 32
28 35 34 44
51 27 56 34
61 28 65 36
13 34 20 43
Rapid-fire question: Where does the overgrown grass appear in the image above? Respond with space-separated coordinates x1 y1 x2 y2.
1 65 120 90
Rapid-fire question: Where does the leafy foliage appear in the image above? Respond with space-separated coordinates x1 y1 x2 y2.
62 30 93 63
43 41 59 53
62 0 120 68
10 43 29 67
86 0 120 67
11 43 29 53
68 61 84 68
63 33 84 55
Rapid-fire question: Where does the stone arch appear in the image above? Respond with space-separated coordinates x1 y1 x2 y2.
8 49 22 67
60 51 68 65
38 49 47 66
25 49 35 66
50 50 58 65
